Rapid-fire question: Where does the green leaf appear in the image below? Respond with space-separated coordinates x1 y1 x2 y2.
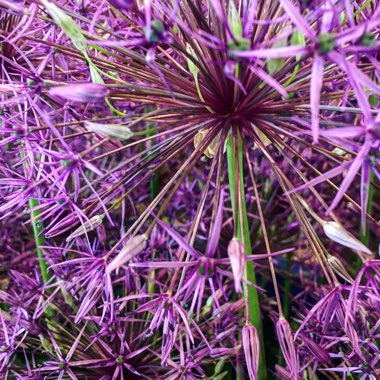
89 61 105 84
214 372 229 380
42 0 86 51
186 43 208 104
291 30 306 60
267 38 287 74
228 1 242 39
284 30 306 86
354 0 374 17
214 359 226 375
186 43 199 79
369 94 378 107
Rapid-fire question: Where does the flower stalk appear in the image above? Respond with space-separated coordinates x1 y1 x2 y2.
29 198 50 283
226 130 267 379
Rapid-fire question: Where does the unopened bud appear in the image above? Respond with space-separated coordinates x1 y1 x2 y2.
323 221 372 256
85 121 133 140
227 238 246 293
242 324 259 380
49 83 108 103
107 234 147 273
276 318 298 378
66 214 104 242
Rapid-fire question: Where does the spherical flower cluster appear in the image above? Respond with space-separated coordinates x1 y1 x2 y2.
0 0 379 379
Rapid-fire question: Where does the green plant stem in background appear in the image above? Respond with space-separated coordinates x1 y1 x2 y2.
360 169 374 248
147 121 159 199
226 132 267 380
20 148 50 283
29 198 50 283
147 123 158 294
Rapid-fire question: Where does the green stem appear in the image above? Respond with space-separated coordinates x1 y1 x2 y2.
20 148 50 283
147 122 158 294
226 132 267 380
360 169 374 248
29 198 50 283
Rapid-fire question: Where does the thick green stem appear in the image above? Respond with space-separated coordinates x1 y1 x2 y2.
227 132 267 380
29 198 50 283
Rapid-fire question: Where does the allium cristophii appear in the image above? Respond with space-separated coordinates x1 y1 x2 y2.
0 0 379 379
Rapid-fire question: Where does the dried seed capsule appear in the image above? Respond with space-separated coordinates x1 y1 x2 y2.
323 221 372 256
107 234 147 273
66 214 104 242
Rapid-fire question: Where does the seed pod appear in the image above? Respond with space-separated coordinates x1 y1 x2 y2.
66 214 104 242
193 129 219 158
227 238 246 293
84 121 133 140
276 318 298 378
242 324 259 380
323 221 372 256
107 234 147 273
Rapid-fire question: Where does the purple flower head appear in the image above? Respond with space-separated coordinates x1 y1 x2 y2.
1 0 380 378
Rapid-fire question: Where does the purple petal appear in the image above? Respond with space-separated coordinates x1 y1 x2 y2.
327 140 372 213
155 217 199 257
310 56 324 143
206 189 224 256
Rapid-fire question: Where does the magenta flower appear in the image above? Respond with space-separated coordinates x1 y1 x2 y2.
1 0 379 379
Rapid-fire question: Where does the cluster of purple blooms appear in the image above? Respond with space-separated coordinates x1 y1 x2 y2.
0 0 379 379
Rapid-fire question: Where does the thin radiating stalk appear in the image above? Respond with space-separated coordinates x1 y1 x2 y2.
226 131 267 380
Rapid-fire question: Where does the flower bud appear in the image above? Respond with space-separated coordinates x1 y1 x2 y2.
84 121 133 140
242 324 259 380
323 221 372 256
49 83 108 103
227 238 246 293
107 234 147 273
66 214 104 242
276 318 298 378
